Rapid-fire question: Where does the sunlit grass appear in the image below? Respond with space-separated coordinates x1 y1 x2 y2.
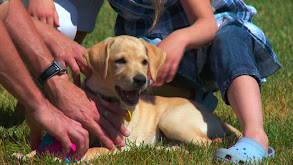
0 0 292 164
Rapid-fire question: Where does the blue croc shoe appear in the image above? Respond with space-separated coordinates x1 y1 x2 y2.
214 137 275 164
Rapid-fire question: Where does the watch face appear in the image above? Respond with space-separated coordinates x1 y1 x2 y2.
53 61 67 72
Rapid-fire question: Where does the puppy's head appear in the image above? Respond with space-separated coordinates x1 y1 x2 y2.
84 36 166 106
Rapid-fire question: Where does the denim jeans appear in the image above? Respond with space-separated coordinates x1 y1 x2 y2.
171 25 262 105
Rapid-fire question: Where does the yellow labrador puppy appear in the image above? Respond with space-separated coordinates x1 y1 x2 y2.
14 35 241 161
83 35 242 160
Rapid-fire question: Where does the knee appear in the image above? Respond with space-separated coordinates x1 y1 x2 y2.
212 25 251 51
214 25 248 42
209 25 253 64
54 0 78 40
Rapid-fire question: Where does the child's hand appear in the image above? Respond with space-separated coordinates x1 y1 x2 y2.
151 0 217 87
152 31 187 86
27 0 60 27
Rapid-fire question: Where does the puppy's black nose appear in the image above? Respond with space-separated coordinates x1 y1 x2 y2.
133 74 146 87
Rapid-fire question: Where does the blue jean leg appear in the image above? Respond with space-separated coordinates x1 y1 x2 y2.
208 25 262 105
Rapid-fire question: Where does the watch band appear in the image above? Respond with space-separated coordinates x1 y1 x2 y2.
36 61 67 88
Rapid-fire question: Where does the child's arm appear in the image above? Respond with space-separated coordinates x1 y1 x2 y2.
153 0 217 86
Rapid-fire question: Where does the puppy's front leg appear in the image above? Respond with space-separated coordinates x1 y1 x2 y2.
84 147 116 161
12 150 37 160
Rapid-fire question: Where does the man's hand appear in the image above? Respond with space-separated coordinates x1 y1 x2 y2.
28 11 91 86
44 28 91 86
44 74 130 150
25 99 89 158
27 0 60 27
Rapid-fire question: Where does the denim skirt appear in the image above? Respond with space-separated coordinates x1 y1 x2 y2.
171 25 278 105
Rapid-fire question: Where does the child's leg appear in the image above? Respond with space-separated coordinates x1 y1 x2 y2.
227 75 268 151
209 24 270 153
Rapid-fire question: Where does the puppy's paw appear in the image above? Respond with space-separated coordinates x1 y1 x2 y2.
12 150 36 160
12 152 27 160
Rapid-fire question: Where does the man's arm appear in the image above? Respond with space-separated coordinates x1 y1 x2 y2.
31 18 91 86
4 0 54 77
4 0 129 150
22 0 90 85
0 18 89 158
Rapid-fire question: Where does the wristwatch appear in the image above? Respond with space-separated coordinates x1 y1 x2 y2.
36 61 67 88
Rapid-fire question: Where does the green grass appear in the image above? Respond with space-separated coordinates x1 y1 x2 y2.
1 0 292 164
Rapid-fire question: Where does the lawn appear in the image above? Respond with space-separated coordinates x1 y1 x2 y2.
0 0 292 164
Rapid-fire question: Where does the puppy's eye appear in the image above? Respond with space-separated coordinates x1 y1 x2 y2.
115 58 127 64
142 59 148 66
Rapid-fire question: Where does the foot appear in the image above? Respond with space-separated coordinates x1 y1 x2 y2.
214 137 274 164
244 130 269 152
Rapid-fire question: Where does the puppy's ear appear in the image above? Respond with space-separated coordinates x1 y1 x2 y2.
139 38 166 81
83 38 114 79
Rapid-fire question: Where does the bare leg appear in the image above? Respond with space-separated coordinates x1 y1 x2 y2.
227 75 268 152
75 31 88 44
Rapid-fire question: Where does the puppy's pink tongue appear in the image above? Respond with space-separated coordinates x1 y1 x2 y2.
125 90 139 101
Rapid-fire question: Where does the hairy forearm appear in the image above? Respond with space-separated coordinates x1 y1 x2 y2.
30 17 61 50
3 0 72 97
4 0 53 78
0 20 45 108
